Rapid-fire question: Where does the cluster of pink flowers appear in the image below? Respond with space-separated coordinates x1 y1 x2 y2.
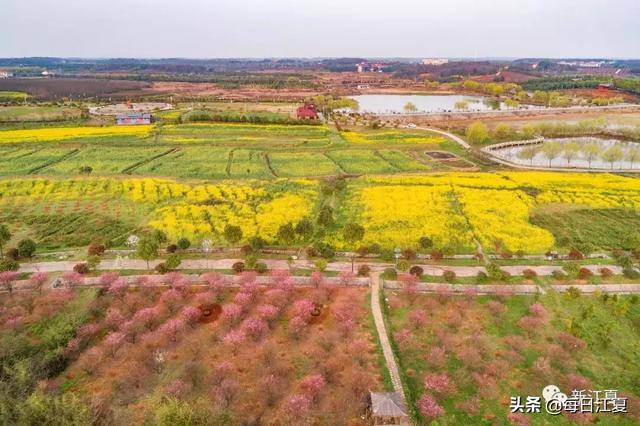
180 306 201 327
299 374 326 401
257 304 279 322
159 318 185 343
424 373 453 394
223 329 246 352
417 394 444 419
104 331 125 357
408 309 428 328
292 299 315 322
283 394 311 418
241 317 268 340
108 278 128 299
99 272 120 286
338 271 356 286
222 303 242 323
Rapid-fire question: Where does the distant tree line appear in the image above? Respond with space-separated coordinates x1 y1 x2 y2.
522 76 640 96
181 110 320 125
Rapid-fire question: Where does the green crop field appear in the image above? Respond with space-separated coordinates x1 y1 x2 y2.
0 105 82 122
0 91 30 102
135 146 231 179
228 148 271 178
327 149 398 174
376 149 431 171
44 146 170 175
269 152 342 177
0 147 78 175
160 123 332 147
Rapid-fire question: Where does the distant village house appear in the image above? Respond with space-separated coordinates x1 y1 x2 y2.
116 113 152 125
422 58 449 66
296 103 318 120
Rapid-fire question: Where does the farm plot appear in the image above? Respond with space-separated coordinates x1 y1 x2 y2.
268 152 342 177
45 146 171 175
376 150 431 171
326 150 398 174
0 147 78 175
341 129 447 145
228 149 271 179
387 292 640 424
0 105 82 122
161 123 332 147
134 147 231 179
0 125 152 144
0 280 382 424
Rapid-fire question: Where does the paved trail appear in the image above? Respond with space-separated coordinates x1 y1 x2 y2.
19 258 622 277
370 273 406 400
415 126 470 149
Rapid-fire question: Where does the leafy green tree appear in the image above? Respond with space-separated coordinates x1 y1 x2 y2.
582 143 601 168
601 145 624 169
223 225 243 245
294 218 314 239
517 146 539 165
521 124 536 139
316 205 334 227
19 392 92 426
403 102 417 113
137 238 159 270
276 223 296 245
165 254 182 270
541 141 562 166
176 237 191 250
626 146 640 169
493 123 513 140
419 236 433 250
562 141 581 165
0 224 10 259
17 239 36 259
343 223 365 247
249 236 266 250
454 100 469 111
153 229 168 244
465 122 490 144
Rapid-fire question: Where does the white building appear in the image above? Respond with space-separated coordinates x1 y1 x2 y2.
422 58 449 66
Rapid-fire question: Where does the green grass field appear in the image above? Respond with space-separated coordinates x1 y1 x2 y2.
0 105 81 122
0 91 30 102
531 206 640 251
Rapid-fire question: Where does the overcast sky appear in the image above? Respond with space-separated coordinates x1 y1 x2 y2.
1 0 638 59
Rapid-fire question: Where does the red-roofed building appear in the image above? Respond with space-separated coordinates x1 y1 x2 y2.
297 103 318 120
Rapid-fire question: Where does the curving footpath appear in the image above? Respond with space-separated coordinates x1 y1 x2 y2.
370 273 407 401
415 126 470 149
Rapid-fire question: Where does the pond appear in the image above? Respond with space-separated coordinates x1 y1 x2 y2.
346 94 534 114
491 137 640 170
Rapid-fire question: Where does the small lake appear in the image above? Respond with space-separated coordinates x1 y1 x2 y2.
347 94 531 114
492 137 640 170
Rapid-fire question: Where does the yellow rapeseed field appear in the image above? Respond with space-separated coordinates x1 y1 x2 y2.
0 125 152 143
341 172 640 253
2 171 640 252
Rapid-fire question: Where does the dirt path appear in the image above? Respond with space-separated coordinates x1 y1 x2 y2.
370 273 407 400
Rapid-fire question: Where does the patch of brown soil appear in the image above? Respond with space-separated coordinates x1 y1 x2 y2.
198 303 221 323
